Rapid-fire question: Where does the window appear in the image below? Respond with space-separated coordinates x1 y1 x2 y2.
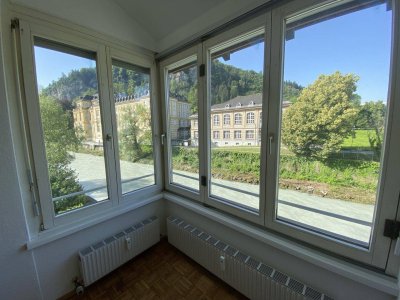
265 0 397 266
213 115 220 126
246 112 255 124
112 60 155 195
207 28 265 214
32 39 109 216
234 113 242 125
245 130 254 139
19 23 160 228
160 0 399 268
223 114 230 125
165 57 199 192
234 130 242 139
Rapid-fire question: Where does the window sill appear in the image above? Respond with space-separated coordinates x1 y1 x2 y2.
164 192 399 297
26 193 163 250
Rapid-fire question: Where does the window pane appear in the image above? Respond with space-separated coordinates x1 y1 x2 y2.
209 33 264 211
33 41 108 215
167 62 199 191
112 60 155 194
276 2 392 247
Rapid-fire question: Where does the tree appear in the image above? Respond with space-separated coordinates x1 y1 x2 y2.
282 72 359 160
282 81 303 103
119 104 152 162
39 95 87 214
355 101 386 156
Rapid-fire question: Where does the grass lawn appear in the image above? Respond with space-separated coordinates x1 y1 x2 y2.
342 129 374 149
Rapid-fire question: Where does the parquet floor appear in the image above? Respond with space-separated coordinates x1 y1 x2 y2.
63 239 247 300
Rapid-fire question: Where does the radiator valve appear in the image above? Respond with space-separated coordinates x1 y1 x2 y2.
73 277 84 296
219 255 226 271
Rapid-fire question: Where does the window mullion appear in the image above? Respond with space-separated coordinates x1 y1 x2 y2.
198 43 208 204
96 45 119 205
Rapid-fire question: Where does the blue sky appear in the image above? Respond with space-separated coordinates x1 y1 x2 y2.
219 3 392 102
34 47 96 89
35 3 391 102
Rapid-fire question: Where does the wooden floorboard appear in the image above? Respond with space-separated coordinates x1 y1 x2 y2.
63 239 247 300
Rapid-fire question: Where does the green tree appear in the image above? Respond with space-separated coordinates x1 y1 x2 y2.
119 104 152 162
39 95 87 214
282 72 359 160
187 86 198 114
355 101 386 156
282 81 303 103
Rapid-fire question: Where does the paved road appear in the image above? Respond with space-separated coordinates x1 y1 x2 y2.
70 152 373 245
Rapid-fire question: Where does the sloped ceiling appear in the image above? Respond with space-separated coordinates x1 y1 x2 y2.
10 0 269 52
113 0 269 52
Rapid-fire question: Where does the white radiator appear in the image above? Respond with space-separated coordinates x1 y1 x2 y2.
167 216 333 300
79 216 159 286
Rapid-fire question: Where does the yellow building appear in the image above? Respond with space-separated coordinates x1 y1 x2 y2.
190 93 290 147
168 98 191 143
73 94 191 147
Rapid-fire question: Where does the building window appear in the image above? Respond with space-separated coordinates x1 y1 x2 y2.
194 131 198 139
234 113 242 125
245 130 254 139
223 131 230 139
194 120 198 127
234 130 241 139
213 115 220 126
213 131 220 139
247 112 255 124
223 114 230 125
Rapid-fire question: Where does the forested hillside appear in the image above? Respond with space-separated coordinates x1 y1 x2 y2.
42 62 303 112
42 66 149 109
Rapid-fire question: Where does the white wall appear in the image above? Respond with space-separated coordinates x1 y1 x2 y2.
166 201 396 300
0 2 42 297
10 0 156 51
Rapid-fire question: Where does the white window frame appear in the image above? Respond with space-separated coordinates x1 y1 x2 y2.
203 15 268 225
213 114 220 126
106 47 162 203
234 130 242 139
234 113 242 124
265 0 400 268
223 113 230 125
160 45 202 201
245 130 255 139
223 130 230 139
247 112 255 124
18 18 162 230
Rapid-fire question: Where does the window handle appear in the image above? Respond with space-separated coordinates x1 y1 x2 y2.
161 133 166 146
269 134 274 155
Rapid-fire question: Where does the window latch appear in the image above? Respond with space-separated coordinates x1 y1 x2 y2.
383 219 400 240
199 64 205 77
201 176 207 187
384 219 400 256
